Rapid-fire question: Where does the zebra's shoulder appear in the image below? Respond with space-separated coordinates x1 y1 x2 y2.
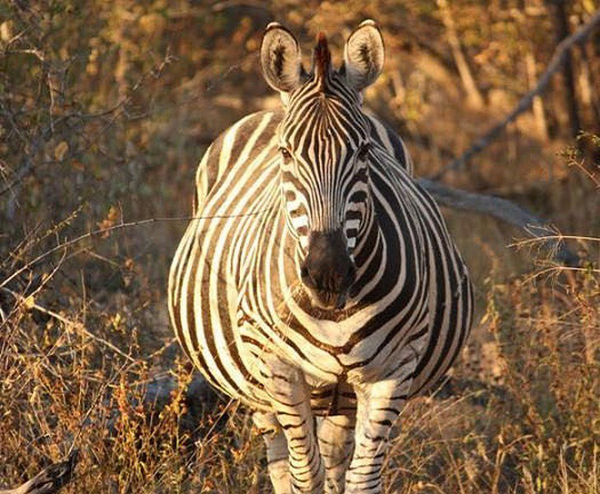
194 110 283 208
366 114 414 176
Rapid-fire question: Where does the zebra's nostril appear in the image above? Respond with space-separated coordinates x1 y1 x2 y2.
300 265 315 287
345 264 356 288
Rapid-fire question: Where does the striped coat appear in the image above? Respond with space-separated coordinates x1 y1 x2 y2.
169 20 473 494
169 108 472 410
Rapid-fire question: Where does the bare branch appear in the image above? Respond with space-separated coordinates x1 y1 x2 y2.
0 49 176 208
0 450 78 494
418 178 580 266
432 8 600 180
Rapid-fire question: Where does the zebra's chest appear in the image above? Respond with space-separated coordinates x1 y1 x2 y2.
237 297 415 386
229 236 429 387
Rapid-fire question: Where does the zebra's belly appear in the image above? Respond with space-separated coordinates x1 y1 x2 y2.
187 317 362 415
222 302 429 410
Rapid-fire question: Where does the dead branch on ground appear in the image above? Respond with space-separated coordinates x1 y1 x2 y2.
0 451 78 494
418 178 579 266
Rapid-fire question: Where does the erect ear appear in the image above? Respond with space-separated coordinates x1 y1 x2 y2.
260 22 303 93
343 20 385 92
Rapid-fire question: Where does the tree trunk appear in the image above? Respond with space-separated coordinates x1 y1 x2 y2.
548 0 581 138
526 50 549 141
437 0 485 109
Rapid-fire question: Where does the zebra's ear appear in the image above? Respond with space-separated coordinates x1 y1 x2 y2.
260 23 303 93
343 20 385 92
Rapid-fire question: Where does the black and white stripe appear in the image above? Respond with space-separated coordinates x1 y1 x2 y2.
169 20 472 494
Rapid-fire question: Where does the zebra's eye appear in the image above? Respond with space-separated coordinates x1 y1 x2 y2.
357 143 371 161
280 147 292 160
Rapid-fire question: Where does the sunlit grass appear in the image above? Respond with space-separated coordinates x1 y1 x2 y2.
1 233 598 493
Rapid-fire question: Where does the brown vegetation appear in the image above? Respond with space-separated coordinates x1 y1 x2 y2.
1 1 599 492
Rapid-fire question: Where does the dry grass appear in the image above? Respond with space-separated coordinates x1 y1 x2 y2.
385 264 600 493
0 260 267 492
1 221 598 493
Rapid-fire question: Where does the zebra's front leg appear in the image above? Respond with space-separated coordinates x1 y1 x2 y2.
344 377 412 494
262 356 325 493
318 415 355 493
253 411 290 494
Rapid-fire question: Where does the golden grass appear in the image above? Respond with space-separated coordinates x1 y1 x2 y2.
384 266 599 493
1 233 598 493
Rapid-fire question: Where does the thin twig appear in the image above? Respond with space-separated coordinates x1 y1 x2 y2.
1 286 138 363
0 208 275 290
510 234 600 246
0 450 78 494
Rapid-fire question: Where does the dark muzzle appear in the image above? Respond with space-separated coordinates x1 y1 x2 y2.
300 230 356 310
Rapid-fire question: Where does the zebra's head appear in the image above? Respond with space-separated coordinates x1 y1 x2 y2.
260 21 385 311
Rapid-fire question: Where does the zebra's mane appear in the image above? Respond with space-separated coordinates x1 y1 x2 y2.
313 32 332 91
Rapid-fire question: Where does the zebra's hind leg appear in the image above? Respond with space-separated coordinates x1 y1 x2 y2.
253 411 290 494
262 356 325 493
318 415 356 493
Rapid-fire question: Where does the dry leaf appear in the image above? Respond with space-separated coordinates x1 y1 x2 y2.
54 140 69 161
23 295 35 310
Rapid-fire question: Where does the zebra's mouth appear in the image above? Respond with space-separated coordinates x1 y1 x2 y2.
305 287 349 311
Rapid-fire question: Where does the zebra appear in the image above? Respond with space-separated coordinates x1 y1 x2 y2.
168 20 473 494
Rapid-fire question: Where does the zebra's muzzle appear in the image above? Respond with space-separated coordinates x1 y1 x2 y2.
302 288 350 311
300 230 356 311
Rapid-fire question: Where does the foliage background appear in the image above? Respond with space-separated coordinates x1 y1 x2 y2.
0 1 599 492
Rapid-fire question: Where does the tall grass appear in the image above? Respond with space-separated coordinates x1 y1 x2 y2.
1 225 598 493
386 262 599 493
